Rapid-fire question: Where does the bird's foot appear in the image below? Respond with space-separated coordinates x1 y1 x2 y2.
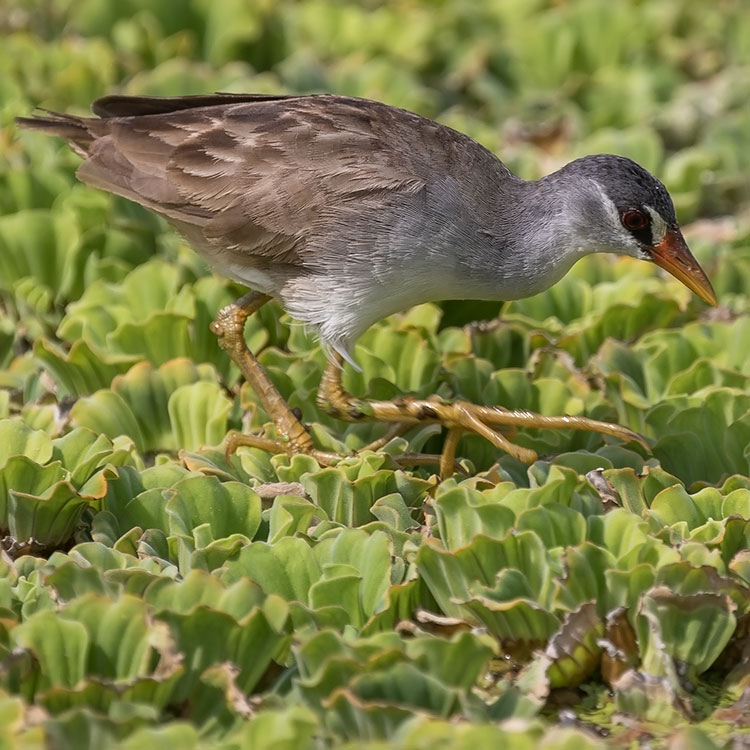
375 398 649 474
212 297 647 482
222 429 340 466
210 294 460 477
222 426 461 475
318 354 650 479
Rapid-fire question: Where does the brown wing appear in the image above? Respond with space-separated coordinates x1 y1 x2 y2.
19 95 474 267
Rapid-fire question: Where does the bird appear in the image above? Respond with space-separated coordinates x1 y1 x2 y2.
16 93 717 477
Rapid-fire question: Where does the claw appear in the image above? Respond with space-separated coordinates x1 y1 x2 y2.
223 430 283 461
452 402 538 464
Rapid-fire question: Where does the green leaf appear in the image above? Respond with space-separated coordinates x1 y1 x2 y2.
12 609 88 690
108 312 192 366
168 380 233 450
649 484 705 529
638 589 736 677
51 428 124 487
236 706 318 750
267 495 318 542
166 476 262 544
35 337 136 397
221 537 321 604
433 486 515 550
60 594 153 681
405 631 495 691
71 390 145 453
554 544 614 614
315 529 393 620
545 602 603 688
0 209 81 299
0 457 66 532
159 599 289 700
8 481 90 547
600 468 648 515
517 503 587 550
0 420 53 468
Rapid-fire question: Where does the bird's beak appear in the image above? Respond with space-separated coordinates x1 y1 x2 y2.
650 228 717 306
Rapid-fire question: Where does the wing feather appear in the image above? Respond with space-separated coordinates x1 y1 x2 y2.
21 95 496 270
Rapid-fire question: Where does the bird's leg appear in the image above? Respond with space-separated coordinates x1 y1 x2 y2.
440 428 465 479
210 295 456 472
210 291 337 461
318 353 650 478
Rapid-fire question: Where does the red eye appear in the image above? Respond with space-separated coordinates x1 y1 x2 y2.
622 210 648 231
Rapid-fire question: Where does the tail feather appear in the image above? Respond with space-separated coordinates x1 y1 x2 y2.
15 103 203 217
14 95 292 157
15 110 95 157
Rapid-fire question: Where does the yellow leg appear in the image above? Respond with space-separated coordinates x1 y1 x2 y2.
212 301 647 479
318 352 649 477
211 294 456 471
210 292 332 460
440 428 465 480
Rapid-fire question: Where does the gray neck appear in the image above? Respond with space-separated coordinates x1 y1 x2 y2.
455 174 600 300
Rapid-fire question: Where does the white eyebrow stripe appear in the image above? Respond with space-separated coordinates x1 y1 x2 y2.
645 205 668 245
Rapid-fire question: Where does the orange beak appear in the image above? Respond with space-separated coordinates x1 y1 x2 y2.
650 228 717 306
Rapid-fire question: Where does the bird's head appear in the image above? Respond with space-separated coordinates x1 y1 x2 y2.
554 154 717 306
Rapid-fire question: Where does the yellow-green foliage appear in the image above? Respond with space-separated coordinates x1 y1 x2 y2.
1 1 749 748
